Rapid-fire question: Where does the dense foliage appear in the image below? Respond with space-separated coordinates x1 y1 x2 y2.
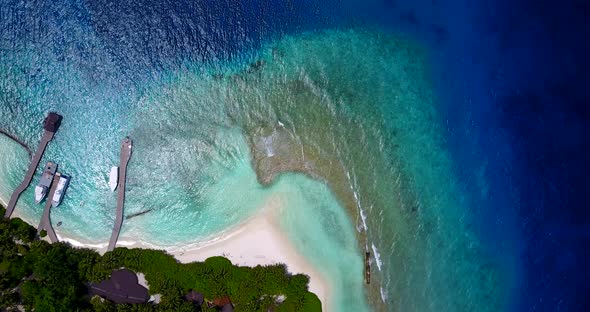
0 205 321 312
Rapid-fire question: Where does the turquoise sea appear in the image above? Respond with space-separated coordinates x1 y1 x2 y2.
0 1 535 311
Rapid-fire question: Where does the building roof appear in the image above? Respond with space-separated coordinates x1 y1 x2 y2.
213 295 232 307
43 112 62 133
184 290 204 305
220 303 235 312
88 269 149 304
208 296 234 311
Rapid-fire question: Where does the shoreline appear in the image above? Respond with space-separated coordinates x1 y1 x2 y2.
1 197 332 311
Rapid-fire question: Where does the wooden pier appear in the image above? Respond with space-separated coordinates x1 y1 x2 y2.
37 172 60 242
107 137 132 251
4 113 62 219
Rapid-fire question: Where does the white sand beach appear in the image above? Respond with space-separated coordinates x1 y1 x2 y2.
2 196 332 311
172 208 330 307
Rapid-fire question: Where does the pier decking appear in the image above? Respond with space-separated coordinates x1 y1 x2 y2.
37 172 60 242
4 113 62 219
107 137 132 251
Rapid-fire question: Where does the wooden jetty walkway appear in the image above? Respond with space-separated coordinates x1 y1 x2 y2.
4 113 62 219
37 173 60 242
107 137 132 251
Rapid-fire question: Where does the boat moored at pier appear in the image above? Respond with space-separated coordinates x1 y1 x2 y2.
109 166 119 192
52 173 70 208
34 161 57 204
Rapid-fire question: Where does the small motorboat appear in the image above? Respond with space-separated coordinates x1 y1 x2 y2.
35 161 57 204
52 173 70 208
34 185 48 204
109 166 119 192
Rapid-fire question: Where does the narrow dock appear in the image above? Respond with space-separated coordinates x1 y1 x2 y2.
4 113 62 219
37 173 60 242
107 137 132 251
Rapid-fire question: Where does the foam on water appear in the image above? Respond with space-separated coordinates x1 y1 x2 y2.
274 174 368 311
379 287 388 302
371 243 383 271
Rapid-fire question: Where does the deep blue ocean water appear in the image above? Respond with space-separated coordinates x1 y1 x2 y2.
1 0 588 311
347 0 590 310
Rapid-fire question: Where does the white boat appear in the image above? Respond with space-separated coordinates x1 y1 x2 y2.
34 186 48 204
35 161 57 204
109 166 119 192
51 173 70 208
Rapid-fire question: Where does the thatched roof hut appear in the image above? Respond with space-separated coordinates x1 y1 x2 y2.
88 269 149 304
208 295 234 311
184 289 204 305
220 303 235 312
43 112 62 133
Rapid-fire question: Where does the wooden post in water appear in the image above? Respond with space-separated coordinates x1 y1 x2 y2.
365 251 371 284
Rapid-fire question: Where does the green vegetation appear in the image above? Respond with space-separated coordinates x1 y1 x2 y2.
0 205 321 312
